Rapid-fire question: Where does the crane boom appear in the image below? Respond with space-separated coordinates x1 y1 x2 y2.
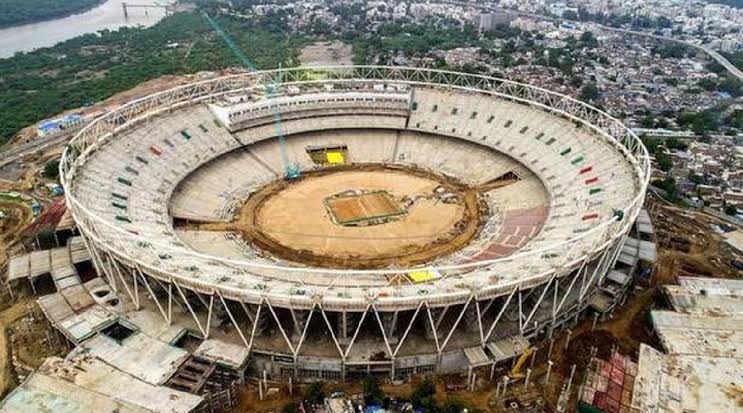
201 12 300 179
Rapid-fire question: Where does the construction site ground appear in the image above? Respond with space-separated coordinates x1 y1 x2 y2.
0 295 68 399
299 41 353 67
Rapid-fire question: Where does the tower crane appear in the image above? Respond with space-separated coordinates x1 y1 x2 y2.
201 12 300 179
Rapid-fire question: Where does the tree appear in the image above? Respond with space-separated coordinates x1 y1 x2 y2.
362 375 384 405
697 77 718 91
304 382 325 406
719 76 742 97
281 401 299 413
724 205 738 216
441 398 467 413
42 159 60 180
579 82 600 101
677 110 719 135
640 114 655 128
655 151 673 172
36 228 57 249
411 378 437 413
579 31 598 48
723 109 743 129
655 177 681 203
688 173 705 186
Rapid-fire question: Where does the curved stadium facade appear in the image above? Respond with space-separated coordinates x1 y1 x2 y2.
60 66 650 379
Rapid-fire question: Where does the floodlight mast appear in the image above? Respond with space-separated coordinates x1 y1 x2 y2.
202 12 300 180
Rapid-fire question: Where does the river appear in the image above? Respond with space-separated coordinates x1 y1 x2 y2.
0 0 174 59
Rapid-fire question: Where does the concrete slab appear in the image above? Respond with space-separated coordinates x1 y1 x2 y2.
194 339 250 370
0 353 202 413
84 333 189 385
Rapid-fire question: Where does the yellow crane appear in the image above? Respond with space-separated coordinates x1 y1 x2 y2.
509 347 534 379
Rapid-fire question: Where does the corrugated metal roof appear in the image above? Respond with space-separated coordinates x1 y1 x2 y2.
486 334 529 363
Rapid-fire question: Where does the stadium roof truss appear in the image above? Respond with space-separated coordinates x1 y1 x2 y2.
59 65 651 363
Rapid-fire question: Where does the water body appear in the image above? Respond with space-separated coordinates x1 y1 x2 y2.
0 0 174 59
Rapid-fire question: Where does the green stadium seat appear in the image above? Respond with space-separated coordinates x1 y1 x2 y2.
117 177 133 186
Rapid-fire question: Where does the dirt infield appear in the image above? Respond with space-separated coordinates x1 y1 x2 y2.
186 164 488 269
325 191 404 225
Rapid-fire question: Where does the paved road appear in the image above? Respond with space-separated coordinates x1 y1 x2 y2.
447 0 743 81
600 26 743 81
0 131 76 169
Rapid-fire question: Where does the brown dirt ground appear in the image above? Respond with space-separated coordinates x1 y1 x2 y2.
299 41 353 67
0 298 34 398
182 164 490 269
0 295 69 399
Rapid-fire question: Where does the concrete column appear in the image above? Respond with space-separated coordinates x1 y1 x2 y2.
545 360 554 384
338 311 350 345
464 303 479 333
382 312 398 345
529 347 538 369
566 364 577 395
564 329 573 351
290 309 307 341
524 368 532 390
255 306 268 337
424 309 438 340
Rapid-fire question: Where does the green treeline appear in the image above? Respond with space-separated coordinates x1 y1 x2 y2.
0 0 105 28
0 11 305 146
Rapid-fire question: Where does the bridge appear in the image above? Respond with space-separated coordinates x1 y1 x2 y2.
632 128 698 139
121 2 170 18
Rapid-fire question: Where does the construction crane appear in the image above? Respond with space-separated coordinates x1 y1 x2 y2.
201 12 300 180
509 347 534 380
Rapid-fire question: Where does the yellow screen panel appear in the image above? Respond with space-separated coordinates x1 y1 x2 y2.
326 151 344 164
409 271 435 283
